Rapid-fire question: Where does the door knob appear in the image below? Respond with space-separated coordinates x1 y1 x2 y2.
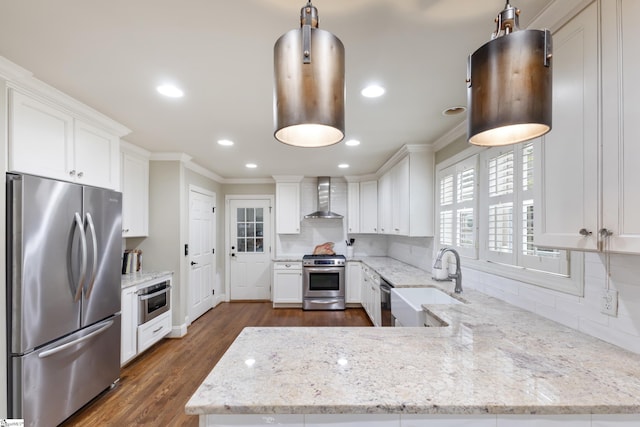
191 261 198 266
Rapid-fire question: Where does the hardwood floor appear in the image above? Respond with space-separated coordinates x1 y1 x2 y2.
61 303 372 426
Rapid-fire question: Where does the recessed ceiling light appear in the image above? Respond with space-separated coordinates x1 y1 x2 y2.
345 139 360 146
245 163 257 169
217 139 234 146
156 84 184 98
361 84 385 98
442 106 466 116
338 164 349 169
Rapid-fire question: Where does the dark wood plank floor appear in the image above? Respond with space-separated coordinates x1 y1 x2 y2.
61 302 372 426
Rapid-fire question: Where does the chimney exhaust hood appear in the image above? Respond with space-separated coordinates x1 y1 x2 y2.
305 176 343 219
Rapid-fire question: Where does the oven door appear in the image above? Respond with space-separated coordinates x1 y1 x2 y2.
303 266 345 299
138 282 171 325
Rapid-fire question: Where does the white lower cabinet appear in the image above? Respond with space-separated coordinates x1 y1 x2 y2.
120 286 139 365
346 261 362 304
306 414 399 427
360 265 381 326
121 274 172 365
272 262 302 306
198 414 640 427
137 311 172 353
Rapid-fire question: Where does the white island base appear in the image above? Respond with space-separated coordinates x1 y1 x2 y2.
198 413 640 427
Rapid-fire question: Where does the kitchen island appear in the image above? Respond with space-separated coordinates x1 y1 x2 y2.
186 258 640 426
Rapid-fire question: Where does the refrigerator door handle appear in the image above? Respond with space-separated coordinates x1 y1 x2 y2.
85 212 99 298
73 212 88 302
37 320 114 359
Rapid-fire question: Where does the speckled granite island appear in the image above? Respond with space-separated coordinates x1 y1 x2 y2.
186 257 640 427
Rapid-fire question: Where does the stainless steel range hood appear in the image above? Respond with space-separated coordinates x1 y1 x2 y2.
305 177 343 219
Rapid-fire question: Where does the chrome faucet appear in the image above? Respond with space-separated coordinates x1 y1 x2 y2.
433 247 463 293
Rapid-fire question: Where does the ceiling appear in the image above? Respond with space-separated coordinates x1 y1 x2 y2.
0 0 554 180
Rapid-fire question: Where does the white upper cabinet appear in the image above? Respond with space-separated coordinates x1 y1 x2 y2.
360 180 378 234
534 3 598 251
535 1 640 253
274 176 303 234
347 182 360 234
377 146 434 237
8 90 74 182
8 88 126 190
121 142 150 237
347 180 378 234
601 0 640 253
74 119 120 189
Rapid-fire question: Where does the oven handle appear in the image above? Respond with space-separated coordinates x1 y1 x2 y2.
138 285 172 300
304 266 345 274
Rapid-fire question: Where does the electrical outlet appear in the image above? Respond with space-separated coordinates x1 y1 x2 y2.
601 289 618 316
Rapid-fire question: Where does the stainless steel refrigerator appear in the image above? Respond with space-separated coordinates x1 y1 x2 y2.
6 173 122 427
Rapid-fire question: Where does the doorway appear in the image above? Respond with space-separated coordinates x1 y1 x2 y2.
226 197 273 300
188 186 216 323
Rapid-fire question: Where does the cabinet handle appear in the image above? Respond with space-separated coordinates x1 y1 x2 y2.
579 228 592 236
69 170 76 177
152 326 163 334
77 171 84 178
599 228 613 237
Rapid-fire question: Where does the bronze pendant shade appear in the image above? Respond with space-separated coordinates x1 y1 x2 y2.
273 2 345 147
467 3 552 146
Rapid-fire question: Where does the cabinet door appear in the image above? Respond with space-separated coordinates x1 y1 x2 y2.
601 0 640 253
377 173 392 234
120 287 138 366
347 182 360 233
273 265 302 303
276 182 300 234
8 90 74 181
74 120 120 189
121 150 149 237
534 3 598 250
392 156 410 235
346 262 362 304
360 180 378 233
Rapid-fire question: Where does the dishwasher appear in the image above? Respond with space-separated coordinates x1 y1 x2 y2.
380 278 394 326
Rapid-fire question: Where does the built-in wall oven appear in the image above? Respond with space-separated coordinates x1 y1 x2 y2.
138 279 172 325
302 254 345 310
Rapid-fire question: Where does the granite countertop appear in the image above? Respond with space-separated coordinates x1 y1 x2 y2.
121 270 173 289
185 257 640 416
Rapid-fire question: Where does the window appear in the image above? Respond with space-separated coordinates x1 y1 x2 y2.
435 141 574 292
479 142 569 275
236 207 264 253
436 155 478 259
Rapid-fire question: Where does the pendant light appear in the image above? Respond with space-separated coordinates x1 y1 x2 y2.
467 2 552 146
273 1 345 147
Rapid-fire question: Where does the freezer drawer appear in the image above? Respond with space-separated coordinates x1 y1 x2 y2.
9 315 121 427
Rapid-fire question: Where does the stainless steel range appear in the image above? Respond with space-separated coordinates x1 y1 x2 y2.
302 254 346 310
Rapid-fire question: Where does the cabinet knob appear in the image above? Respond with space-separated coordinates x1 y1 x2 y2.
579 228 592 236
69 170 76 177
77 171 84 178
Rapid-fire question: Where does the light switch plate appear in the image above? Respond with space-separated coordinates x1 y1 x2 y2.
601 289 618 316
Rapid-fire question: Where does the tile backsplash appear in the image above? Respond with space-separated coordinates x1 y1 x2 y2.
464 252 640 354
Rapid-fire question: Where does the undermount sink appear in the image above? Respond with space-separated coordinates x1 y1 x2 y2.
391 287 462 327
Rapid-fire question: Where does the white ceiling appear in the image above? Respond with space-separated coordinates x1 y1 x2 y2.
0 0 554 180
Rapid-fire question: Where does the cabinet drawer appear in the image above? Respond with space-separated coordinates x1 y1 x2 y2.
273 262 302 270
137 311 171 353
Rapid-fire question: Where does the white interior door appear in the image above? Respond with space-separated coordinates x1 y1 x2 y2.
229 199 271 300
188 187 215 322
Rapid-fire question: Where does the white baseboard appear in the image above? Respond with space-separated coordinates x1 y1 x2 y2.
167 322 187 338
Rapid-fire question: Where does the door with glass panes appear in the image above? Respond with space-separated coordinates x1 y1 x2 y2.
229 199 272 300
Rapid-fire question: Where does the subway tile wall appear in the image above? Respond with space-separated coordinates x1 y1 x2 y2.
464 252 640 354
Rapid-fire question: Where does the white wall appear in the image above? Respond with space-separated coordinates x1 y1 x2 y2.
464 252 640 354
